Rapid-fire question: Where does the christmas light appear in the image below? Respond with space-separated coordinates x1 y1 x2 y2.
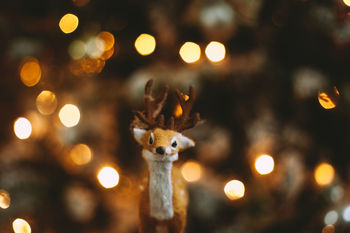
343 205 350 222
36 90 58 115
343 0 350 7
174 95 189 117
314 162 335 186
19 58 41 87
179 42 201 63
14 117 32 139
0 189 10 209
68 40 86 60
86 37 105 58
97 166 120 189
254 154 274 175
318 87 339 110
205 41 226 62
322 225 335 233
224 180 245 200
59 104 80 128
324 210 338 225
134 33 156 56
70 144 92 165
181 160 202 182
59 13 79 34
12 218 31 233
97 31 115 51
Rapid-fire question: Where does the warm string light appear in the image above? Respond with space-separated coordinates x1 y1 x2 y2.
134 33 156 56
70 144 92 165
174 94 189 117
36 90 58 115
68 40 86 60
19 58 41 87
58 104 81 128
181 161 202 182
254 154 274 175
324 210 338 225
343 0 350 7
0 189 10 209
97 166 120 189
322 225 335 233
59 13 79 34
179 42 201 63
224 180 245 200
205 41 226 63
12 218 31 233
318 87 339 110
14 117 32 140
314 162 335 186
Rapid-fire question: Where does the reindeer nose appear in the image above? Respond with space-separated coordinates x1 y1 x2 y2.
156 147 165 155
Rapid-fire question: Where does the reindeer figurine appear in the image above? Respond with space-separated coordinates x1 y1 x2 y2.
131 80 200 233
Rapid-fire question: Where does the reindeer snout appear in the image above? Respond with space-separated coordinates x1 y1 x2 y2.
156 147 165 155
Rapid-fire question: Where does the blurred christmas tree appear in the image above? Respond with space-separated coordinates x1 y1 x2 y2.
1 0 350 233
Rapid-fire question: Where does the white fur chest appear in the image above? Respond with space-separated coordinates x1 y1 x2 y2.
143 150 178 220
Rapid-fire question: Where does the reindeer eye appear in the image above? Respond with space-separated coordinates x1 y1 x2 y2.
149 133 154 145
171 141 177 148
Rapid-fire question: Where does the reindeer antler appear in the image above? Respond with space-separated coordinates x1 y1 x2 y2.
170 86 200 132
133 80 168 129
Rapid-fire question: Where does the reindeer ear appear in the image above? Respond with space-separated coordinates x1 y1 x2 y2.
178 134 195 150
133 128 147 144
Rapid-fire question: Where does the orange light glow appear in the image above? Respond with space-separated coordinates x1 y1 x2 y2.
314 162 335 186
134 33 156 56
97 166 120 189
72 0 90 7
0 189 10 209
318 87 339 109
97 31 115 51
181 160 202 182
59 13 79 34
36 90 58 115
12 218 31 233
58 104 80 128
19 58 41 87
224 180 245 200
174 94 189 117
179 42 201 63
322 225 335 233
14 117 32 140
70 144 92 165
100 47 114 60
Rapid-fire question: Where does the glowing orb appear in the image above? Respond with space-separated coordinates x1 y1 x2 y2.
97 167 120 189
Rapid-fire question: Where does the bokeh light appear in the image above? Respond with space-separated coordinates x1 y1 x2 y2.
59 13 79 34
174 95 189 117
322 225 335 233
179 42 201 63
318 87 339 110
19 58 41 87
97 31 115 51
12 218 31 233
224 180 245 200
97 166 120 189
72 0 90 7
344 0 350 7
14 117 32 140
324 210 338 225
181 160 202 182
254 154 274 175
68 40 86 60
205 41 226 62
70 144 92 165
343 205 350 222
314 162 335 186
59 104 80 128
0 190 10 209
134 33 156 56
86 37 105 58
36 90 58 115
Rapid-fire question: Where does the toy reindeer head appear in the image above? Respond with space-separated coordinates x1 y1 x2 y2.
131 80 200 158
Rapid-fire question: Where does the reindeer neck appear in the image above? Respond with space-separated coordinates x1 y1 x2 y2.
142 149 178 220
